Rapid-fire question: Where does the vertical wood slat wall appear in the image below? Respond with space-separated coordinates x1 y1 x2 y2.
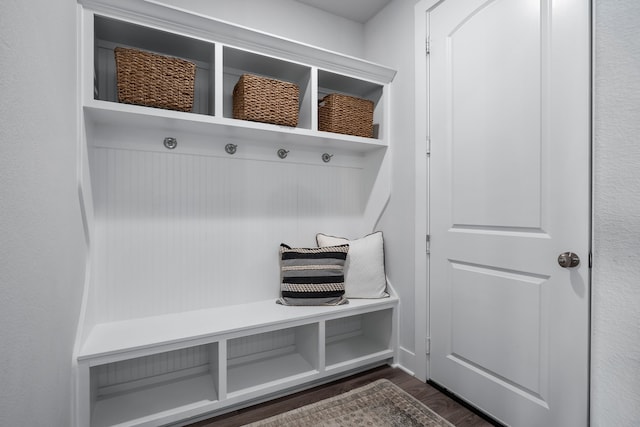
94 345 210 390
90 146 365 322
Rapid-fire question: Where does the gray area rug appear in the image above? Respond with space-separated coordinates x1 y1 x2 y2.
244 379 454 426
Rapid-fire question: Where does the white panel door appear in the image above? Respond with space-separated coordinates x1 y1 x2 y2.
428 0 590 426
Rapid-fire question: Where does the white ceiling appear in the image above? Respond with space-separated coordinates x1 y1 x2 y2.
295 0 393 23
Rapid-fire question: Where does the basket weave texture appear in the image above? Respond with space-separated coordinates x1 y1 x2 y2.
114 47 196 112
318 94 374 138
233 74 299 127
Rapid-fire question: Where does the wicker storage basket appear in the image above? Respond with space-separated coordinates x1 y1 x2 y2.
233 74 299 127
114 47 196 112
318 93 374 138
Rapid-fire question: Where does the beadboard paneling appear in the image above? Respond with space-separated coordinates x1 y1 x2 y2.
90 146 364 322
227 329 295 362
94 345 210 391
326 315 363 340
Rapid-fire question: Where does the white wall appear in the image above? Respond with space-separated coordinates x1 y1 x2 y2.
0 1 86 426
592 1 640 425
364 0 419 372
158 0 365 57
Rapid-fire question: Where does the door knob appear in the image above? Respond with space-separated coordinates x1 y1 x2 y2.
558 252 580 268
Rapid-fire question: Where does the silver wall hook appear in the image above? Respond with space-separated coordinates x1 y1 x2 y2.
321 153 333 163
277 149 289 159
163 137 177 150
225 143 238 155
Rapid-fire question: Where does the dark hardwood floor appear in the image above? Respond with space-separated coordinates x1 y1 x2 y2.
186 365 499 426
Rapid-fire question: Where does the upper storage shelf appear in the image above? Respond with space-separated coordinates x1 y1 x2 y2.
93 15 216 116
80 0 396 156
222 46 312 128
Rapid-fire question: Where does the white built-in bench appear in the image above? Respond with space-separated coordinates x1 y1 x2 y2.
77 296 398 427
74 1 399 425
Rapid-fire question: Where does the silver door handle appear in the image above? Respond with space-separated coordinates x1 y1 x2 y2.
558 252 580 268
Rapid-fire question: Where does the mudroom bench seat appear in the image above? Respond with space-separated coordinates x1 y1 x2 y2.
77 296 398 427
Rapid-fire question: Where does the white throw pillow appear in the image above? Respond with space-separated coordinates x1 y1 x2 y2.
316 232 388 299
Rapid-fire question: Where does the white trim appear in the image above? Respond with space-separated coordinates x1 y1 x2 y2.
414 0 441 383
72 5 94 427
398 346 416 376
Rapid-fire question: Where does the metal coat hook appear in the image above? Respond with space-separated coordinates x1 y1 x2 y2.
277 149 289 159
163 137 177 150
225 143 238 155
321 153 333 163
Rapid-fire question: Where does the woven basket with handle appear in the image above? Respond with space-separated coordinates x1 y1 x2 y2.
114 47 196 112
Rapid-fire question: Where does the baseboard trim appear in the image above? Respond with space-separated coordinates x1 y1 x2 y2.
396 346 416 376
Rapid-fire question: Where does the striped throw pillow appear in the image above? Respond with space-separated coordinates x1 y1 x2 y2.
278 243 349 306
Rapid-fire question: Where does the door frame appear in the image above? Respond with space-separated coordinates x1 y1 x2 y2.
413 0 439 383
413 0 594 398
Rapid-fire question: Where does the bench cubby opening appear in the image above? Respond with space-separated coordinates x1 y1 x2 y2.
226 323 319 396
325 308 394 370
89 343 220 427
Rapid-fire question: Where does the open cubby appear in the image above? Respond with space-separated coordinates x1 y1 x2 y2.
325 309 394 370
90 344 219 427
93 15 216 115
318 69 385 139
222 46 312 128
226 324 319 396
